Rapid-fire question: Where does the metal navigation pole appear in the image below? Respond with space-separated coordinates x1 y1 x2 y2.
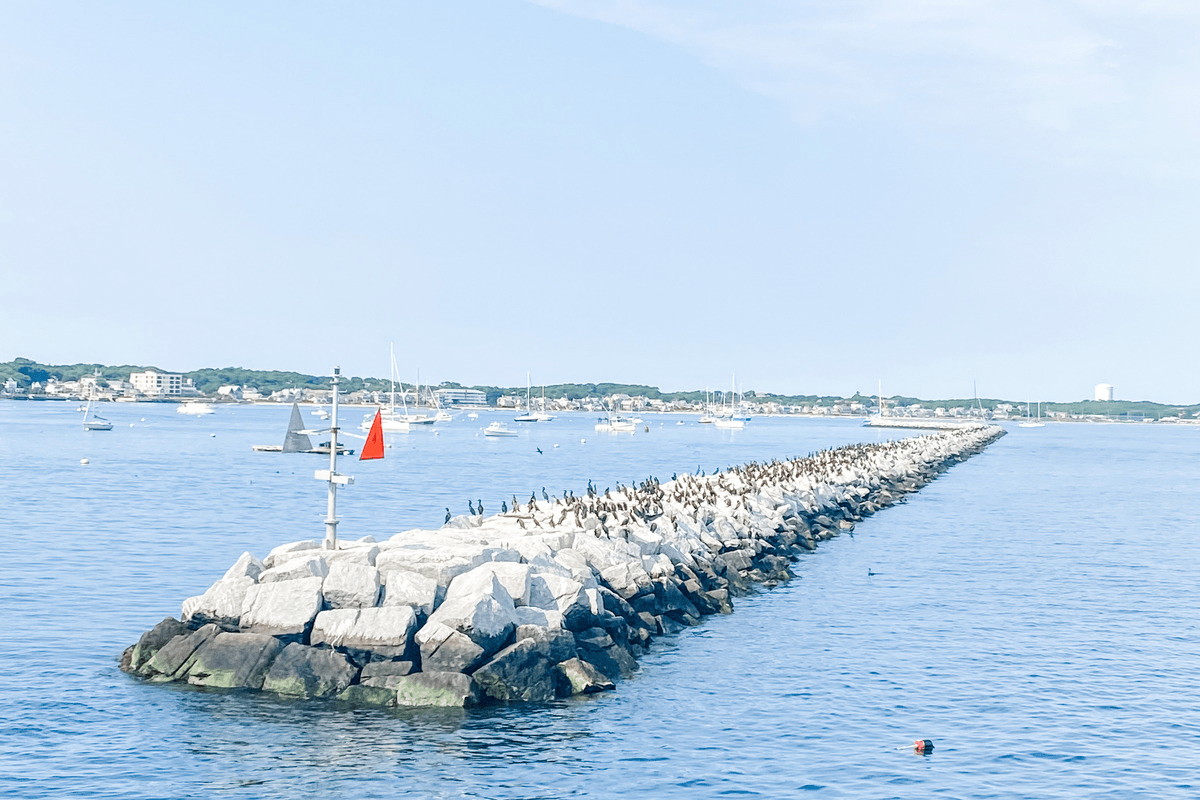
316 366 353 550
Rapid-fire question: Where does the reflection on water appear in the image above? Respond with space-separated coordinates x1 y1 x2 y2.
2 403 1199 798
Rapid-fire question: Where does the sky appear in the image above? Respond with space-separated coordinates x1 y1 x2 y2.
3 1 1198 402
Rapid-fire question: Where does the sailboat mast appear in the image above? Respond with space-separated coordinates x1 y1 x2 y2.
324 367 341 550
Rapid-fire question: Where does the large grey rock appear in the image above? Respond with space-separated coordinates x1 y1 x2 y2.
449 562 532 607
599 561 652 601
144 623 221 681
239 577 324 638
127 617 190 674
336 685 397 706
359 660 415 688
515 625 577 663
425 573 516 655
513 606 564 630
263 540 321 568
320 561 381 609
556 658 615 695
415 621 488 673
222 551 266 581
260 643 358 698
258 554 328 584
184 632 285 689
181 576 255 628
382 569 439 617
310 606 417 659
472 638 559 702
528 573 584 612
393 671 482 708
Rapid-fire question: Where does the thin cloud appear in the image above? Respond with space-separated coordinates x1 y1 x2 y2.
531 0 1200 174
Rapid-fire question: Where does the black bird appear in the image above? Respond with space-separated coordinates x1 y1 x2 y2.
468 501 477 515
445 508 451 524
477 499 483 516
501 500 508 513
536 447 543 454
868 568 878 577
542 487 550 502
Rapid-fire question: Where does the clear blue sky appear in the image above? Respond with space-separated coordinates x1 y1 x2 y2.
4 1 1197 402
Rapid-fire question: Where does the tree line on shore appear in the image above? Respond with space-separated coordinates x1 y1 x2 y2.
2 357 1195 419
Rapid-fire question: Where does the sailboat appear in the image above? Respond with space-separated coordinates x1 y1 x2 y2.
698 388 716 423
514 373 554 422
82 397 113 431
1018 401 1045 428
713 374 748 428
255 403 353 453
361 346 431 433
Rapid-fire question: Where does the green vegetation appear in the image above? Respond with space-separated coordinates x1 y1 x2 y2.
2 357 1197 418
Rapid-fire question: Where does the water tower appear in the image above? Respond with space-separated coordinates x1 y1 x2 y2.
1094 383 1114 401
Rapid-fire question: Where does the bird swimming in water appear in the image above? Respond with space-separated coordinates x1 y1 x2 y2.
536 447 543 454
868 568 878 577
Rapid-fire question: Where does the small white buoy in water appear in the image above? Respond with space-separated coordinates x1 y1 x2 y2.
210 433 216 437
580 438 586 445
129 423 134 427
80 458 89 465
553 444 559 448
140 418 146 422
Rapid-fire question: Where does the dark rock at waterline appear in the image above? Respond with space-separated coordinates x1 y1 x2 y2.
336 684 398 707
128 617 190 673
184 632 286 690
472 638 559 702
556 657 615 695
393 671 482 708
260 642 358 698
416 622 491 673
143 623 222 682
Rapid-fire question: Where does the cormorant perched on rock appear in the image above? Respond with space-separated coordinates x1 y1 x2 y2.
477 499 483 516
468 500 476 515
444 508 451 524
501 500 508 513
542 487 550 502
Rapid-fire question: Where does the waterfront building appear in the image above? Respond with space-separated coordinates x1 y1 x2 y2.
131 370 184 396
434 388 487 406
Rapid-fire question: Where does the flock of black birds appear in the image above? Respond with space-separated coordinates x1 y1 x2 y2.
441 433 982 539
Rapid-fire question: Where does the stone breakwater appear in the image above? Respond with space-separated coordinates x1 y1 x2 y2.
121 426 1005 707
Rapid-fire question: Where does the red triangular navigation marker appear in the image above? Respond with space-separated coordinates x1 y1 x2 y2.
360 410 385 461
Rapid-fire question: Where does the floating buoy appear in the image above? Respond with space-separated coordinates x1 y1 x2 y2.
915 739 934 753
80 458 89 465
580 438 586 445
210 433 216 437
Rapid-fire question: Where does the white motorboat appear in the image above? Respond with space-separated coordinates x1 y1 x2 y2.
595 401 636 433
177 401 214 415
484 421 518 437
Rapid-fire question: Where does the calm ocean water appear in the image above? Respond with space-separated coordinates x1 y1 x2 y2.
1 401 1198 799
